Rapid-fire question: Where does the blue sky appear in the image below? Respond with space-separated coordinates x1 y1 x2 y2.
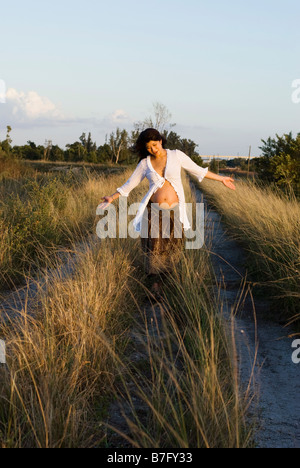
0 0 299 156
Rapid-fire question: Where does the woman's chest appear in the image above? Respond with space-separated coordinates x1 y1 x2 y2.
150 156 167 178
146 153 181 181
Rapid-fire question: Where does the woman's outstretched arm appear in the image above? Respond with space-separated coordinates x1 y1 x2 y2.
204 170 236 190
179 149 236 190
98 159 146 209
98 191 121 210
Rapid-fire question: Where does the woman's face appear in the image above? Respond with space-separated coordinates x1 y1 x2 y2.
145 140 164 157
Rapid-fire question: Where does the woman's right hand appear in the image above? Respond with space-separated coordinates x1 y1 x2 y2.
97 196 114 210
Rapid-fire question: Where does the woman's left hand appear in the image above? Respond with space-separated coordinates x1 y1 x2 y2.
222 177 236 190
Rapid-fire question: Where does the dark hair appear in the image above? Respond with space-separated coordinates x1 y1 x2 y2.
133 128 167 161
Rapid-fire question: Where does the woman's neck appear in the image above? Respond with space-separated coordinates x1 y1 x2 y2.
151 149 167 160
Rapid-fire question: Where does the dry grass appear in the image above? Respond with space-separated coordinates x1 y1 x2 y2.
0 166 255 448
110 252 255 448
0 234 141 448
0 164 142 289
0 165 144 447
0 156 35 181
195 177 300 326
103 175 255 448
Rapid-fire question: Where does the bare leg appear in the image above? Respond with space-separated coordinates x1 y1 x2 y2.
150 277 164 301
152 281 161 293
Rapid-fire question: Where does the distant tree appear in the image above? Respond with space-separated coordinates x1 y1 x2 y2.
226 158 249 170
78 132 97 162
49 145 65 161
11 145 23 159
87 133 97 154
108 128 129 164
23 141 44 160
6 126 12 145
166 131 181 149
43 140 52 161
209 158 219 173
179 138 199 159
129 129 140 151
65 141 87 162
64 133 97 162
97 143 113 163
1 126 12 155
257 132 300 191
134 102 176 136
79 133 87 148
218 159 227 169
271 152 300 188
86 149 98 164
166 131 203 164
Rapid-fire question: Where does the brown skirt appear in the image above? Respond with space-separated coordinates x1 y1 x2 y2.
140 201 185 278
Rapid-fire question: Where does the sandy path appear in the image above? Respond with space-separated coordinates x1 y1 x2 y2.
200 191 300 448
1 190 299 448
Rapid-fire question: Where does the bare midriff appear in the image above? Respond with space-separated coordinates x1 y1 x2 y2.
149 153 179 208
150 180 179 209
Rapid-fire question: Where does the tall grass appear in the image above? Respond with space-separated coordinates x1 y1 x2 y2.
195 177 300 326
0 165 140 289
0 155 35 181
0 165 147 447
109 255 255 448
0 166 255 448
0 234 142 448
104 175 255 448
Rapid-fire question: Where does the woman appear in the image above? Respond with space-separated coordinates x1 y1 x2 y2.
98 128 235 297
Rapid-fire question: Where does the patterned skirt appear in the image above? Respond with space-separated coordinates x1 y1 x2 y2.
140 201 185 278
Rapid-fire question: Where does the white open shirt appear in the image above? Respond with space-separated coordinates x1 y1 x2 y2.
116 149 208 233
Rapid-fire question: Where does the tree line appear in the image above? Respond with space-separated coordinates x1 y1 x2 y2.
256 132 300 193
0 103 205 166
0 126 203 166
0 100 299 194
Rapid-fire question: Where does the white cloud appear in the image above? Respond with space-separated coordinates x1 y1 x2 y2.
1 88 133 134
110 109 130 123
0 87 137 150
100 109 132 126
5 88 65 124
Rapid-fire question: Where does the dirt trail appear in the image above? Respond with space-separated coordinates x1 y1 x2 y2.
0 236 97 323
1 191 299 448
200 191 300 448
0 233 167 448
106 299 169 448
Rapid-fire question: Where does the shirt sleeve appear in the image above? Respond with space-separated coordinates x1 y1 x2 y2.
178 150 208 183
116 160 146 197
